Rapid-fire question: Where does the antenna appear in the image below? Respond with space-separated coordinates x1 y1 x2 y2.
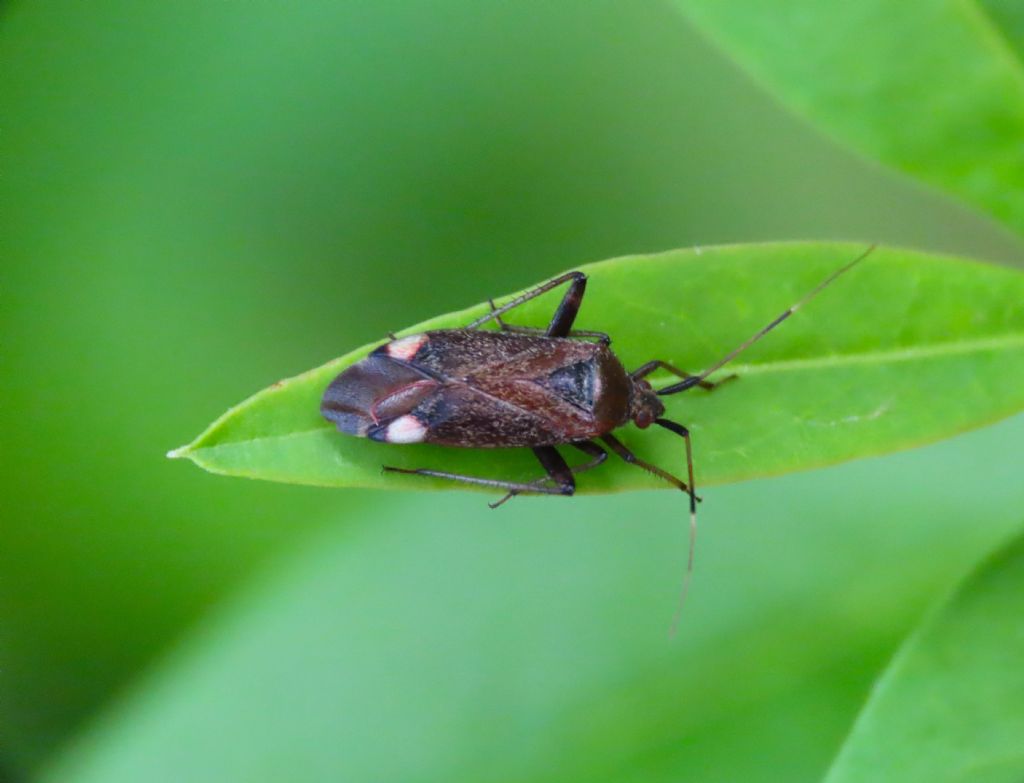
658 245 876 396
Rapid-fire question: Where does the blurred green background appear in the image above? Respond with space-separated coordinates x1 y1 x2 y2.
3 2 1023 781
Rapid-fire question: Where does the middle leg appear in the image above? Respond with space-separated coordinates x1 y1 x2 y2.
600 432 698 500
487 300 610 345
466 271 587 336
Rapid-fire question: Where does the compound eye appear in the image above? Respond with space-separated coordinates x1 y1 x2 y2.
635 409 652 429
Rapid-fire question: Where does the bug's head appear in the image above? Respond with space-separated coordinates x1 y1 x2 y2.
629 378 665 429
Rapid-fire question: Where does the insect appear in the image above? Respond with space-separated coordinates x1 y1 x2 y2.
321 246 873 602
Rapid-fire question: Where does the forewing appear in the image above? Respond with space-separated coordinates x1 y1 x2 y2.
414 382 588 447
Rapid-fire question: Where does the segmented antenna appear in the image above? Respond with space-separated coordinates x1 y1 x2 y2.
658 245 876 396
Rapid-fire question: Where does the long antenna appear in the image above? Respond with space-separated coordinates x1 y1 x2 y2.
658 245 876 396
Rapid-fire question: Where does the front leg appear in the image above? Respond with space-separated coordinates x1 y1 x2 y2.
631 360 737 392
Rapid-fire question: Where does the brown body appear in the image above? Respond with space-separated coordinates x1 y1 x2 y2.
321 329 636 447
320 255 870 608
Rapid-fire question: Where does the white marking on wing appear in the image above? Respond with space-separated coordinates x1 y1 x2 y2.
387 334 427 361
385 415 427 443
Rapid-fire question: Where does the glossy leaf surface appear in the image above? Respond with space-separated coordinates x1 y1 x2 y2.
171 243 1024 492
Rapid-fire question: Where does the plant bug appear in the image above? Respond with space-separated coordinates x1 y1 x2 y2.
321 246 874 610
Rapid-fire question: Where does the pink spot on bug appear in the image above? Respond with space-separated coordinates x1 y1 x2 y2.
387 334 426 362
385 415 427 444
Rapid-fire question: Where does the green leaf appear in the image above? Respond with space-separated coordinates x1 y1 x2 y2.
42 449 1024 783
170 242 1024 491
824 525 1024 783
670 1 1024 237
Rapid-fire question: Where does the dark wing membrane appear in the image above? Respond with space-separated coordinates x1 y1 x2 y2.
321 353 437 437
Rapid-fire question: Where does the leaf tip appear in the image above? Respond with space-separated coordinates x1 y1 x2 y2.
166 445 191 460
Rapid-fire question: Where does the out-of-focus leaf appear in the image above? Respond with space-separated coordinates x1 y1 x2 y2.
671 1 1024 237
171 243 1024 492
824 525 1024 783
43 417 1024 783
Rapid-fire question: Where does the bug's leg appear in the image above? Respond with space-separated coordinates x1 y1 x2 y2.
569 439 610 466
652 420 698 515
544 273 586 337
382 456 573 498
466 271 587 333
488 446 575 509
487 299 509 331
486 298 607 341
600 433 698 500
490 441 608 508
631 360 736 391
564 328 611 345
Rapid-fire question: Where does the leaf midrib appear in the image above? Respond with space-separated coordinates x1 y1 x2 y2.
727 331 1024 377
187 331 1024 453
